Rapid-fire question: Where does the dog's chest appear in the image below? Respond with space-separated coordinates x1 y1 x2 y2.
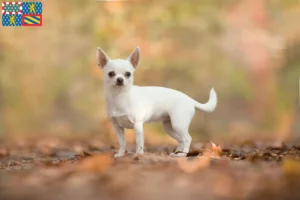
114 115 134 129
106 93 132 116
106 96 134 129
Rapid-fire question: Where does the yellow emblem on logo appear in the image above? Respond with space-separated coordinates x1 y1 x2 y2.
9 15 16 26
29 3 36 14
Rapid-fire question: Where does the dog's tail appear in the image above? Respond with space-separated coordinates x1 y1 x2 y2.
193 87 217 113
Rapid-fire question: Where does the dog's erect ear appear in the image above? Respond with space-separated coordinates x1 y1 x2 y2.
96 48 111 69
127 47 140 69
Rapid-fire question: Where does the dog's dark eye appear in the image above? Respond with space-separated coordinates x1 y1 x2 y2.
125 72 131 78
108 71 115 78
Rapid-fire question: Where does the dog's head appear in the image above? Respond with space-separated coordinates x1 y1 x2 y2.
96 47 140 89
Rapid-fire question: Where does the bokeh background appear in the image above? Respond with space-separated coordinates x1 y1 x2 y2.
0 0 299 146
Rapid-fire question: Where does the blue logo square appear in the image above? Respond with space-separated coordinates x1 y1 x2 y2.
2 14 22 26
22 2 42 14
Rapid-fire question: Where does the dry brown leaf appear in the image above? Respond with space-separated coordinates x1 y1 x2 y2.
177 157 210 174
210 141 223 158
77 153 113 173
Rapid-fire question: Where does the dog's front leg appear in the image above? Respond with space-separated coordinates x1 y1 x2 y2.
134 122 144 155
112 120 126 158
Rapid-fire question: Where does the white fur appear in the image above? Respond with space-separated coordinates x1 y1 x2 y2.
96 47 217 158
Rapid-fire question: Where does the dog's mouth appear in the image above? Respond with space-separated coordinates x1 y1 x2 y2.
115 83 124 86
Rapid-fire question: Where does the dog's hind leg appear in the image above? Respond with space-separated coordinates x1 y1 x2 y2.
162 120 181 150
163 115 192 157
171 109 194 157
133 122 144 155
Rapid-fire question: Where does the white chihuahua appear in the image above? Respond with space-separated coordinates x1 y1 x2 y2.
96 47 217 158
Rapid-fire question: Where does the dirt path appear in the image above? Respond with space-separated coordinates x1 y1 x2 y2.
1 137 300 200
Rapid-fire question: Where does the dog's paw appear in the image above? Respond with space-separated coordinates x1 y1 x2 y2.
169 152 187 157
114 153 125 158
133 152 144 157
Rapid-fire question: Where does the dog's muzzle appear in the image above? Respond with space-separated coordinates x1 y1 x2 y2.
116 77 124 86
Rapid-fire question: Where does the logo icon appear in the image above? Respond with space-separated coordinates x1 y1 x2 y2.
22 14 42 26
2 2 42 27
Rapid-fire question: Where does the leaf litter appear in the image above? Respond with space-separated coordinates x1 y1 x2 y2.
1 137 300 200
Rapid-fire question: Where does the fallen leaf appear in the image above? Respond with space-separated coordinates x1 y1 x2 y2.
77 153 113 173
210 141 223 158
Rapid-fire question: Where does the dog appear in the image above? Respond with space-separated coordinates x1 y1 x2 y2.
96 47 217 158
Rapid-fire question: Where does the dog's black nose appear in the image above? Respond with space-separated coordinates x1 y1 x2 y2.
116 77 124 85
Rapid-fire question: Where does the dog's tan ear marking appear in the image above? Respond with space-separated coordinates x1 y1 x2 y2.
96 48 110 69
128 47 140 69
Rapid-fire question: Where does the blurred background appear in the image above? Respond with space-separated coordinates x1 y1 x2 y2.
0 0 299 146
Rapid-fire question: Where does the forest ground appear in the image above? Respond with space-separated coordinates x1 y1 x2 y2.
1 136 300 200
